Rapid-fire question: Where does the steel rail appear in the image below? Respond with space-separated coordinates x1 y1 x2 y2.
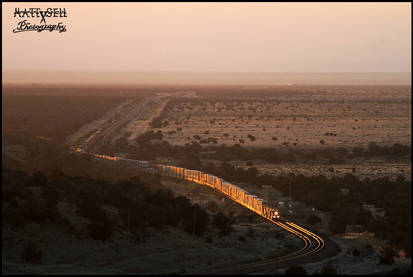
72 108 328 273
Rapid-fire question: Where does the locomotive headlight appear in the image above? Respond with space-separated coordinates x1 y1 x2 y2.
275 211 278 215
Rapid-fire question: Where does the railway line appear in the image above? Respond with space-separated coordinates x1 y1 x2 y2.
208 220 325 274
73 94 339 273
83 97 155 153
74 153 339 273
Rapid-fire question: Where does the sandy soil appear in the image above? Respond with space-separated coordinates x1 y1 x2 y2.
153 87 411 148
120 96 170 146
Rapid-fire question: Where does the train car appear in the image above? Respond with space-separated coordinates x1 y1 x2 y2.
229 184 237 199
194 170 201 183
261 201 280 220
136 160 150 168
216 177 223 191
159 164 166 175
208 174 214 187
256 198 263 215
148 163 281 221
164 165 169 176
144 167 156 174
225 183 231 197
207 174 217 188
174 166 181 178
236 187 246 203
200 172 205 185
94 153 118 161
251 196 258 212
244 194 251 209
222 181 231 195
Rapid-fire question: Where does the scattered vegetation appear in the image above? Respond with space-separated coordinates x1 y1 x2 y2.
2 168 230 242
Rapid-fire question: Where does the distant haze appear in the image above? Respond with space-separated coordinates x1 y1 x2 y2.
2 2 411 84
2 71 411 86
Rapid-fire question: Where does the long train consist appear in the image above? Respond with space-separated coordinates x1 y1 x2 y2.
76 148 281 220
114 156 280 221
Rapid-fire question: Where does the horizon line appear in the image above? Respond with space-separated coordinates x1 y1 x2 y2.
2 70 411 74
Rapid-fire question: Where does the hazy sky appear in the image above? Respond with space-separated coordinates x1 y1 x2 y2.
2 2 411 73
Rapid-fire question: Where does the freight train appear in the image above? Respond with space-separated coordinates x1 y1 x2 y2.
152 163 280 221
87 153 280 220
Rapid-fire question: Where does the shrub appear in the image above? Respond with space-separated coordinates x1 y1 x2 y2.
247 134 256 141
22 240 42 264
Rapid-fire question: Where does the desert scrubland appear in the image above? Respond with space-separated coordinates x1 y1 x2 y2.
2 84 411 274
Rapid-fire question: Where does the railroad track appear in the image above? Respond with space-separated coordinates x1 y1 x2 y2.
74 148 334 274
84 97 154 153
72 94 338 274
206 217 325 274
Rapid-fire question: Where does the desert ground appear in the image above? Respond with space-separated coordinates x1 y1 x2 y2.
143 86 411 181
2 84 411 274
152 86 411 148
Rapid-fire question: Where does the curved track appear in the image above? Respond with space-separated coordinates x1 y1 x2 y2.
207 219 325 274
73 98 340 274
